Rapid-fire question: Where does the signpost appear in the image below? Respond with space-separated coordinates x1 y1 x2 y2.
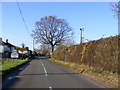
64 49 68 62
64 50 68 55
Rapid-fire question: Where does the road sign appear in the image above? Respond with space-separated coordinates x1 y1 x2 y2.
64 50 68 55
11 50 19 58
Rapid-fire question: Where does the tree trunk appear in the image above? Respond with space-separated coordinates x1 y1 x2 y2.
51 46 54 53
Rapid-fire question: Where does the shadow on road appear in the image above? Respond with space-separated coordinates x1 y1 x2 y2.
18 72 80 76
3 77 21 88
2 62 30 88
33 56 48 60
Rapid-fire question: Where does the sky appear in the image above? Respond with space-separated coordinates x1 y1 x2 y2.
1 1 118 50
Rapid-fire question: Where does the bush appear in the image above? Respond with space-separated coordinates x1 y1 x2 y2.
52 35 119 73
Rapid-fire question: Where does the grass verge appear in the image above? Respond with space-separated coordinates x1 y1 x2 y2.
1 58 29 75
48 58 118 88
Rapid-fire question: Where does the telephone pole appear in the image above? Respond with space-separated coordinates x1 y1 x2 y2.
80 28 84 44
33 38 35 52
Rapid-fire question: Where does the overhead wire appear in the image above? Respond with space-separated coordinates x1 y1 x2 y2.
16 0 35 51
16 0 31 38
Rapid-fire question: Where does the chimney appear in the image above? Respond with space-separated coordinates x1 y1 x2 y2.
6 39 8 43
0 38 2 44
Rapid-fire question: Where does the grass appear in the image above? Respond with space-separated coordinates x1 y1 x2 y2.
1 58 28 72
48 58 118 88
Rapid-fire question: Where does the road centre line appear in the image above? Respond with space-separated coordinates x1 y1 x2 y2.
43 67 48 76
40 61 48 76
42 63 44 66
49 86 52 90
40 61 44 66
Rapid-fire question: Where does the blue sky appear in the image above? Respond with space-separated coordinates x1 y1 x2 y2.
2 2 118 50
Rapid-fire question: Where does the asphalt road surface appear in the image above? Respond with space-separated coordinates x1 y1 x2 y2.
3 57 105 89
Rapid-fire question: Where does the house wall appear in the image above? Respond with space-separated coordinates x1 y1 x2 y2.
2 43 15 58
0 45 3 53
4 45 10 51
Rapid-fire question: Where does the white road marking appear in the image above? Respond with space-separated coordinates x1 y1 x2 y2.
40 61 48 76
49 86 52 90
42 63 44 66
43 67 48 76
40 61 44 66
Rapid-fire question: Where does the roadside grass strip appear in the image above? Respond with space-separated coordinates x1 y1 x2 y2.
1 58 28 75
48 58 118 88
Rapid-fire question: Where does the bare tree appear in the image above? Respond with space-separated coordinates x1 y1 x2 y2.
63 38 75 47
111 1 120 18
32 16 73 52
35 44 50 55
41 44 50 55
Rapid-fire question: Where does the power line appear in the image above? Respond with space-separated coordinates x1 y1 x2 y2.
16 0 31 37
16 0 35 51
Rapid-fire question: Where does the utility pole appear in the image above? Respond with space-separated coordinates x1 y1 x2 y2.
80 28 84 44
33 38 35 52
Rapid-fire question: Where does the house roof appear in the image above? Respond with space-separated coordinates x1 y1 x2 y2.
0 38 31 51
2 41 15 47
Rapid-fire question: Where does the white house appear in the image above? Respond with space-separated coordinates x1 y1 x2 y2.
0 38 15 58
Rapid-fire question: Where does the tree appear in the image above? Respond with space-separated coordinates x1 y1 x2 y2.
32 16 73 52
40 44 50 55
36 44 50 55
111 1 120 18
63 38 75 47
111 1 120 35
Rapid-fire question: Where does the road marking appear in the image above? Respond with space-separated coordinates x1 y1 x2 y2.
40 61 44 66
49 86 52 90
43 67 48 76
41 61 48 76
42 63 44 66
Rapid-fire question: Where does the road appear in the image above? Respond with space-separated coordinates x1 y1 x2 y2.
3 57 105 89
